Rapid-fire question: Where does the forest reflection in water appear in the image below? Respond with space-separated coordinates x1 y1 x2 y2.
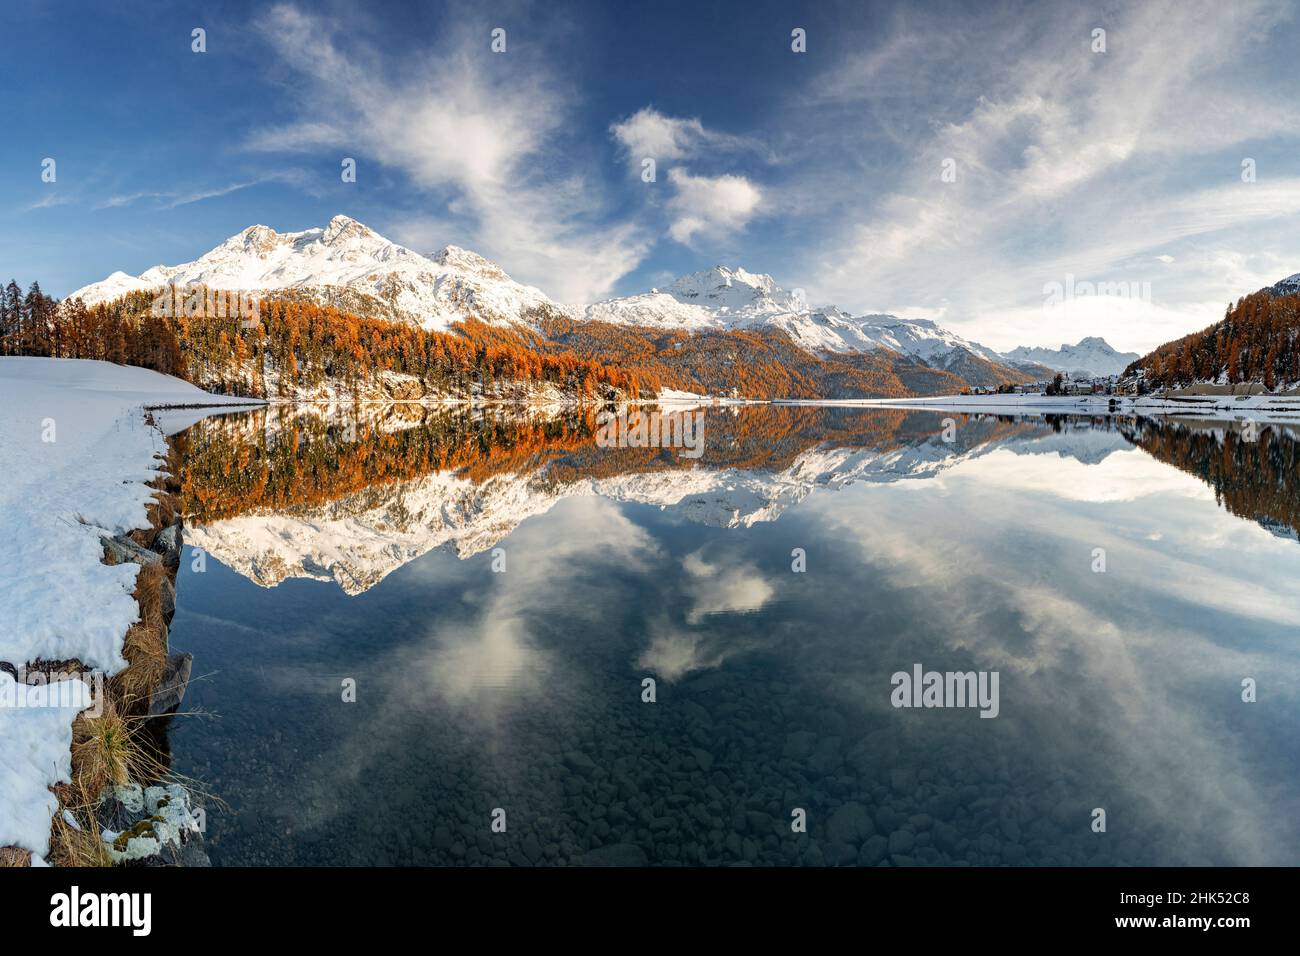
165 403 1300 866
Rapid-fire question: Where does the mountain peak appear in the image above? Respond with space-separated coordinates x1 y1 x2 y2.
671 265 779 299
429 244 509 280
68 216 556 331
321 214 376 245
227 224 281 254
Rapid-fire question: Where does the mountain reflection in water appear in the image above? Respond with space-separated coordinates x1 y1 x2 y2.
166 404 1300 866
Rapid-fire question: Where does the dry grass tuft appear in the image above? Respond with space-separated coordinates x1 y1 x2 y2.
134 559 166 625
0 846 32 867
69 697 170 807
109 561 170 710
47 802 112 868
70 697 132 804
111 623 168 709
151 490 178 530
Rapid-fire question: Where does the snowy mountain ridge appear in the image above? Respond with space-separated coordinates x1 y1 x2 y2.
1002 337 1140 378
71 215 1119 374
69 215 559 333
579 264 1013 367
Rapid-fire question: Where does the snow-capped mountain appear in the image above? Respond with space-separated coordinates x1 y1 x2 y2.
579 265 1007 367
1002 337 1139 378
68 216 1113 385
668 265 809 317
578 266 802 331
69 216 559 332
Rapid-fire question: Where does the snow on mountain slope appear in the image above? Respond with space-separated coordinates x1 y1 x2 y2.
578 266 801 332
579 265 1008 366
1002 337 1139 378
69 216 559 333
841 315 1005 365
69 216 1115 379
1263 272 1300 297
667 266 808 316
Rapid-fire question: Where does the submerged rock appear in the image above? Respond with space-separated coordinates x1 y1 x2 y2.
563 752 598 776
148 652 193 718
826 802 874 846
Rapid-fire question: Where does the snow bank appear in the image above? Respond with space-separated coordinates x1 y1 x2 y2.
0 358 257 672
0 673 93 857
658 387 710 403
0 358 258 859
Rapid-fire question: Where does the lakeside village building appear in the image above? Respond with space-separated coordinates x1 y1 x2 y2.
967 374 1121 396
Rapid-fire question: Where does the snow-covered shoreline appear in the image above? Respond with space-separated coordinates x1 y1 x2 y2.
0 357 261 861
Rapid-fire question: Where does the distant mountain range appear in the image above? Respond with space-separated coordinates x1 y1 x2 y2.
1002 337 1140 378
69 215 1135 390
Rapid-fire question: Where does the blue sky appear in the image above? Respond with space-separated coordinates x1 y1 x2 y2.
4 0 1300 351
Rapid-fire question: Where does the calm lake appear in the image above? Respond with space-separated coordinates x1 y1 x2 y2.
164 405 1300 866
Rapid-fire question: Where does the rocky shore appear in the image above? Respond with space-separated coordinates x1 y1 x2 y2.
61 425 211 866
1 409 210 867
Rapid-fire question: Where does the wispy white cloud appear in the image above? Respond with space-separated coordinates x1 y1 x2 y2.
247 2 649 303
94 172 305 211
792 0 1300 351
637 548 776 680
612 108 708 164
610 107 759 167
95 191 168 210
609 106 770 247
164 178 280 209
25 192 74 211
680 549 773 623
666 168 763 245
243 120 345 154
